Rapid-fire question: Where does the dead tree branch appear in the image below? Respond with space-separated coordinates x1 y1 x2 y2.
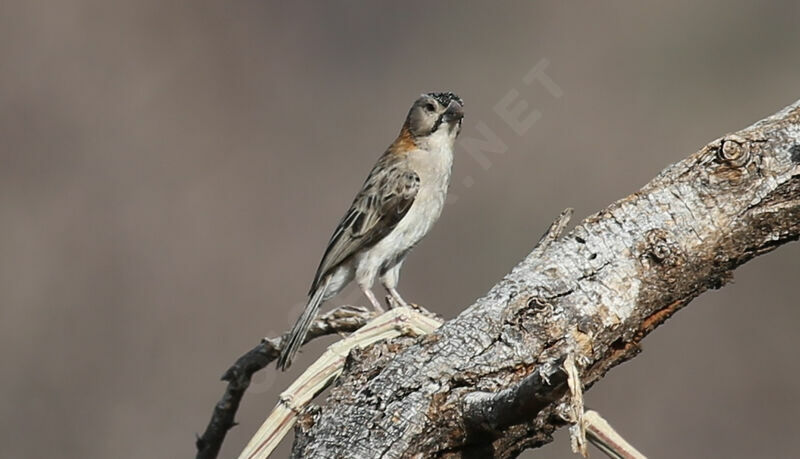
286 99 800 457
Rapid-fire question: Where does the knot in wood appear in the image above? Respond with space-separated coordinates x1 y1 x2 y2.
527 296 552 311
577 315 601 335
643 228 678 265
716 135 750 168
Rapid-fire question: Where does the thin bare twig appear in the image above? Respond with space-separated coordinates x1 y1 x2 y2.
195 305 375 459
585 410 647 459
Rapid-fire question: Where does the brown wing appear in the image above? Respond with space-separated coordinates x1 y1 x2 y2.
309 158 420 294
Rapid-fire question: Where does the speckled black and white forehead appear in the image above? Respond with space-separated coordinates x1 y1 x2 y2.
425 92 463 108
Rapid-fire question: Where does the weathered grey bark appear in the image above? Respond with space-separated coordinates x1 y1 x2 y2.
291 100 800 458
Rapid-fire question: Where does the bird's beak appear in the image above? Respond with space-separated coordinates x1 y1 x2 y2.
442 100 464 122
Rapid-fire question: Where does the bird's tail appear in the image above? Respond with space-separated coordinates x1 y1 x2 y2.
277 276 329 370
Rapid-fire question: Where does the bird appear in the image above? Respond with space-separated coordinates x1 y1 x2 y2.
277 92 464 370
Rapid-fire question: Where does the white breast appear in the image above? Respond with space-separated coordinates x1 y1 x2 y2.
355 138 454 283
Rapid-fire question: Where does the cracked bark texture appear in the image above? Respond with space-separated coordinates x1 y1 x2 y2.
289 100 800 458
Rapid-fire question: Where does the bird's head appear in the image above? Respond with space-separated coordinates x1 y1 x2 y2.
402 92 464 145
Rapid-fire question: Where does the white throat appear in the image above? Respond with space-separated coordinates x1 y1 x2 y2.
410 127 455 182
419 124 458 153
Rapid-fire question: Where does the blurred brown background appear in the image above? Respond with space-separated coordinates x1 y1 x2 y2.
2 2 799 458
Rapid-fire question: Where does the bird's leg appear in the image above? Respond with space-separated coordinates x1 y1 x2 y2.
360 286 385 313
380 262 407 310
387 287 410 309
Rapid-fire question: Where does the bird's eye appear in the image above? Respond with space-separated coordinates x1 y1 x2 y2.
424 103 435 112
